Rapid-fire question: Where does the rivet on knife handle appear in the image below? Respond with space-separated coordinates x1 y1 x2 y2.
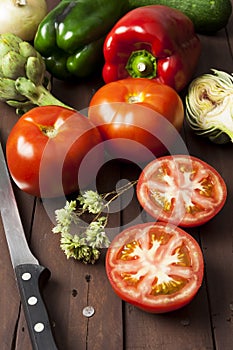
15 264 58 350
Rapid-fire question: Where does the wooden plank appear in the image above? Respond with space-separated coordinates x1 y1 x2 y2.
183 9 233 349
124 293 213 350
52 75 104 112
184 128 233 349
25 161 123 349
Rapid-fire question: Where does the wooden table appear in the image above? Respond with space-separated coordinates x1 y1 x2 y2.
1 1 233 349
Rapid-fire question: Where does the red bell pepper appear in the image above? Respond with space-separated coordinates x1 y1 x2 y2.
102 5 201 92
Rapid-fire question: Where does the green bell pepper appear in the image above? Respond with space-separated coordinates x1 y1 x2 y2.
34 0 126 80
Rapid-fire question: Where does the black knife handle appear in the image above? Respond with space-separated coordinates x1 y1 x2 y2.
14 264 58 350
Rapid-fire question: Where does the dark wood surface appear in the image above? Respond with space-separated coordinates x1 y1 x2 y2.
1 1 233 349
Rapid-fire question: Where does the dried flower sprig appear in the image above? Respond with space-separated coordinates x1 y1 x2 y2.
52 181 137 264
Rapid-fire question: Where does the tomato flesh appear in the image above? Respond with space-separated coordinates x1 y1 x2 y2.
106 222 204 313
136 155 227 227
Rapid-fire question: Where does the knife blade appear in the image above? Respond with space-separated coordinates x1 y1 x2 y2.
0 142 58 350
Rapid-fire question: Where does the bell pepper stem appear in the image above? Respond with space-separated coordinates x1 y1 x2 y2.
125 49 157 79
15 77 74 110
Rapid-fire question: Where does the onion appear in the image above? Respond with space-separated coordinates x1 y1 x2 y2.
0 0 47 41
185 69 233 144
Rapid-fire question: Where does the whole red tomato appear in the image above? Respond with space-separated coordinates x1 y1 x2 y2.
88 78 184 163
6 106 104 198
137 155 227 227
106 221 204 313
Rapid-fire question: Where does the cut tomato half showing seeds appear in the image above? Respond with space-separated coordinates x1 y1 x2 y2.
106 222 204 313
136 155 227 227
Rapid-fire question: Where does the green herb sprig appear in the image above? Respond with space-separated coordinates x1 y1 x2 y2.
52 181 137 264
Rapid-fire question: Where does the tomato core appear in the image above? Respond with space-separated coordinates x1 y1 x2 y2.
127 93 143 103
39 124 58 138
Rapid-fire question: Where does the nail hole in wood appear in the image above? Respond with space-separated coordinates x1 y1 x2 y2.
85 274 91 282
72 289 78 297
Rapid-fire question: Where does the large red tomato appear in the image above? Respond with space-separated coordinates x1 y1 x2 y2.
136 155 227 227
88 78 184 162
6 106 104 198
106 222 204 313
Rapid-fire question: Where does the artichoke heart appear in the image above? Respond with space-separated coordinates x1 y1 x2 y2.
185 69 233 144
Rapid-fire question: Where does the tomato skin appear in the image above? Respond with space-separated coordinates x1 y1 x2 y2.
106 222 204 313
136 155 227 227
6 106 104 198
88 78 184 162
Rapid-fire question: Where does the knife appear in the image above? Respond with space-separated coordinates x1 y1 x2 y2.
0 142 58 350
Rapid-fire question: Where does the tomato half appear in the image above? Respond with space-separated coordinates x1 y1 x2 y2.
88 78 184 162
136 155 227 227
106 222 204 313
6 106 104 198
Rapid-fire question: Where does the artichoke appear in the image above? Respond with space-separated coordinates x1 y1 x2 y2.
185 69 233 144
0 33 73 115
